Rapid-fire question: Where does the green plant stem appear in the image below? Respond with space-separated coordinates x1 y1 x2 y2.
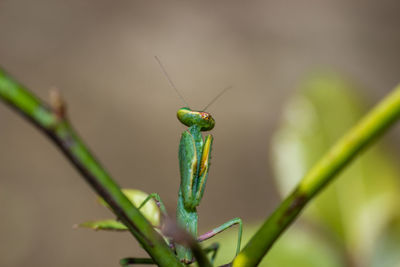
234 85 400 267
0 68 184 267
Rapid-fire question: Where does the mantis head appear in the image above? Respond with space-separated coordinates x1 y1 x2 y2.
177 107 215 131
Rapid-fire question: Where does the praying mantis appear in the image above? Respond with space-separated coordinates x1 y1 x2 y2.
80 58 243 266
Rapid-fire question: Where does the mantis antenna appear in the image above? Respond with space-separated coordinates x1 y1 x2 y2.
155 56 190 108
202 85 232 111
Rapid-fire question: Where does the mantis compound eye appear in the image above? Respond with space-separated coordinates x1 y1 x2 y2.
200 112 210 120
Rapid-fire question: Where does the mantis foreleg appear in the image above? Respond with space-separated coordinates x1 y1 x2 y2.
203 242 220 265
138 193 168 216
137 193 178 251
198 217 243 256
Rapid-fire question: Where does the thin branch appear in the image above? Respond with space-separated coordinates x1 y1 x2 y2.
0 68 183 267
234 85 400 266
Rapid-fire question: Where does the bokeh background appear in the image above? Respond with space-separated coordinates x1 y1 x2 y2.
1 1 400 266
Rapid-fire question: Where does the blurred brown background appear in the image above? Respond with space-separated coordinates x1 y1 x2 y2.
1 1 400 266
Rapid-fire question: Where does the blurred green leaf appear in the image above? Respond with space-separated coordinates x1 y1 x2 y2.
78 189 161 231
77 219 128 231
98 189 161 227
271 72 400 264
370 219 400 267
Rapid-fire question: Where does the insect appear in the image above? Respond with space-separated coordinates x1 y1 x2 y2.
173 106 243 264
80 57 243 265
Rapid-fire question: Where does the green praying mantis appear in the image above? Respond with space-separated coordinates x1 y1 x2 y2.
80 57 243 266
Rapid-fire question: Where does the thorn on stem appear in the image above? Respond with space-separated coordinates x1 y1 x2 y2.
49 88 67 119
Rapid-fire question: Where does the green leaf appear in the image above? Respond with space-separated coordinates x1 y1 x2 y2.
77 219 128 231
271 72 400 263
